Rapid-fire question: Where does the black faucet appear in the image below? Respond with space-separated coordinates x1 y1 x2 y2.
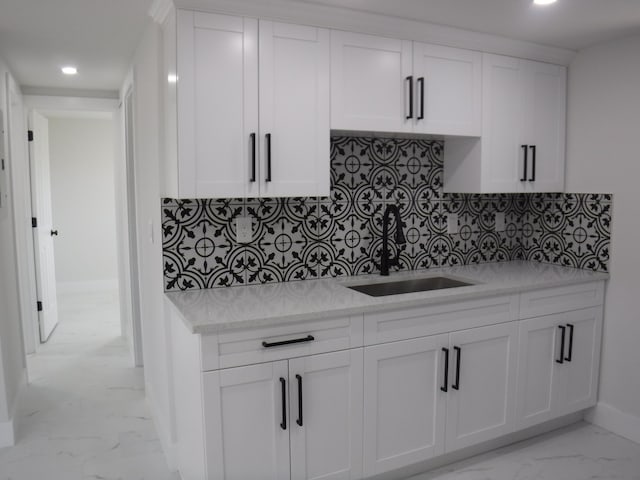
380 204 406 276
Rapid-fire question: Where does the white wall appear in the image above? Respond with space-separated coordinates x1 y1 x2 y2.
0 58 27 447
566 34 640 441
126 22 176 466
48 117 119 292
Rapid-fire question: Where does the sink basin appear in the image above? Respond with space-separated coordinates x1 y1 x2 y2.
347 276 473 297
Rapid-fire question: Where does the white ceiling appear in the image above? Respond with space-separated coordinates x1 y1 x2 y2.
295 0 640 50
0 0 154 93
1 0 639 94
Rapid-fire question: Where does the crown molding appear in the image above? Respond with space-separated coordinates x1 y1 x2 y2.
172 0 575 65
149 0 174 24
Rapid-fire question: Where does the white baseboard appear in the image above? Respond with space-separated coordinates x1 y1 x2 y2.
0 418 15 449
57 279 119 295
146 381 178 471
585 402 640 444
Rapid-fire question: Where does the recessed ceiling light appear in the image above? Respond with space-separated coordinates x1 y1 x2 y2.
61 66 78 75
533 0 557 5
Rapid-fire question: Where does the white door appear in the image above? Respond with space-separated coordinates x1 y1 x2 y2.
515 314 564 429
29 111 59 342
204 361 291 480
177 10 259 198
522 60 566 192
363 335 448 477
289 349 363 480
481 54 526 193
259 21 330 197
445 322 518 452
412 43 481 136
559 307 602 415
331 30 413 133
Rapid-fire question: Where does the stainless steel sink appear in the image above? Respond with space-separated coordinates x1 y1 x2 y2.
346 276 473 297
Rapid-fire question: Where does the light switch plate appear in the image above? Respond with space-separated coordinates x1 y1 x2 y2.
495 212 505 232
235 217 253 243
447 213 459 234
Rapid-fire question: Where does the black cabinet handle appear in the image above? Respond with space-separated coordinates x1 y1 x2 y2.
250 133 256 182
452 346 461 391
262 335 314 348
417 77 425 120
296 374 303 427
280 377 287 430
50 230 59 237
556 325 566 364
265 133 272 182
521 145 528 182
441 347 449 392
565 323 574 362
405 76 414 120
529 145 536 182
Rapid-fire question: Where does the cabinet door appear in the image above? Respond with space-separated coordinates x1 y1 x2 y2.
203 362 290 480
560 307 602 415
515 314 564 429
412 43 481 136
289 350 363 480
259 21 330 197
177 11 259 198
523 60 566 192
446 322 519 452
481 54 526 193
363 335 448 477
331 30 413 133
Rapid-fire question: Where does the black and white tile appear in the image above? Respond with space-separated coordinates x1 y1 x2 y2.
162 136 613 291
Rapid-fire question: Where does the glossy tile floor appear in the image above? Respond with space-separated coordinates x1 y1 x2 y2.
0 290 178 480
411 422 640 480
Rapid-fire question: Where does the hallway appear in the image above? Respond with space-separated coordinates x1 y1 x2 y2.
0 292 177 480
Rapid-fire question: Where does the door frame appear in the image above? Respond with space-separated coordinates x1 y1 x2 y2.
10 93 143 365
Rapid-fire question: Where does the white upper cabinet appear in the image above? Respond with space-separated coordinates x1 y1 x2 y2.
163 10 330 199
331 31 481 136
412 43 482 136
444 53 566 193
331 31 413 133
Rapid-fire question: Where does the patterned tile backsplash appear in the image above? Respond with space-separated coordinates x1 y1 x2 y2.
162 136 612 291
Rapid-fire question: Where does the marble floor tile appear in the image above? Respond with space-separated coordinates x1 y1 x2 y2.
411 422 640 480
0 290 179 480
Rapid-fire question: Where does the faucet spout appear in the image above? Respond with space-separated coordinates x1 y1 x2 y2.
380 204 406 276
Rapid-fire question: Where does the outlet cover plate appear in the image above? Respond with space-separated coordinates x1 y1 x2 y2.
447 213 459 235
495 212 505 232
236 217 253 243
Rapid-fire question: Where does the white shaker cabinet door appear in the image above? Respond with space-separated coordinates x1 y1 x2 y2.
522 60 566 192
177 10 259 198
559 307 602 415
363 335 448 477
259 21 330 197
289 350 364 480
331 30 413 133
515 314 564 430
445 322 519 452
203 361 291 480
412 43 481 136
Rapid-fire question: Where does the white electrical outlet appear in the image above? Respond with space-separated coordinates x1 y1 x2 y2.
235 217 253 243
495 212 506 232
447 213 459 234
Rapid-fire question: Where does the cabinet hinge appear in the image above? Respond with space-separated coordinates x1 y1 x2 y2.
32 217 37 228
27 130 34 142
37 301 43 312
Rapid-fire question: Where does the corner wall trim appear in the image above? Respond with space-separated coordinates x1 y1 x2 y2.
145 381 178 471
585 402 640 444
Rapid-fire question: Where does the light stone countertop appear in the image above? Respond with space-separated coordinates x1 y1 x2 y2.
165 261 609 335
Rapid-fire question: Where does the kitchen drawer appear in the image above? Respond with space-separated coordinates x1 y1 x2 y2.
363 294 519 345
200 315 364 370
519 281 604 319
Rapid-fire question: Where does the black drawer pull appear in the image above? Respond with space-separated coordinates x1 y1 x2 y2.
262 335 315 348
250 133 256 182
452 346 461 391
280 377 287 430
521 145 528 182
296 374 303 427
565 324 574 362
529 145 536 182
406 75 414 119
441 347 449 392
556 325 566 364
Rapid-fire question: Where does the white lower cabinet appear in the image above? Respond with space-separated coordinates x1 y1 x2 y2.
203 350 364 480
516 307 603 430
363 322 519 476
